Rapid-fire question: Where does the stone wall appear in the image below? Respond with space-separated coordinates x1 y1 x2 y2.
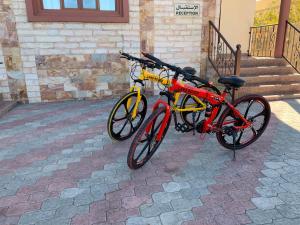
0 0 27 102
153 0 203 72
0 0 220 103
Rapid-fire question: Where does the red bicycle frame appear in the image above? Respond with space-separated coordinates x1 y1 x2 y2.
151 78 252 141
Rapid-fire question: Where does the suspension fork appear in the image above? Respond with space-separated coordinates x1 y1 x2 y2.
145 99 171 142
127 86 142 119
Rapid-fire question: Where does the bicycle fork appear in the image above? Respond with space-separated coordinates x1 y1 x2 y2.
146 99 172 142
128 86 142 119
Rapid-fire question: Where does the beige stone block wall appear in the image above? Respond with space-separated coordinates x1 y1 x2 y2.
5 0 140 103
0 0 221 103
220 0 256 53
0 48 11 100
153 0 203 73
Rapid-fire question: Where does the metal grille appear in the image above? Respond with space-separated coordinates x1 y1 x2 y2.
248 24 278 57
208 21 241 77
283 21 300 73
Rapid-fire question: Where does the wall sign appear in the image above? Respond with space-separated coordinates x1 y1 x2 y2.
175 4 200 16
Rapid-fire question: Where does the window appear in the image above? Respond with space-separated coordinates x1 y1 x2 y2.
26 0 129 23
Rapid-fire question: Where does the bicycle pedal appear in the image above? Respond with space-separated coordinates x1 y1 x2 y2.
175 123 189 133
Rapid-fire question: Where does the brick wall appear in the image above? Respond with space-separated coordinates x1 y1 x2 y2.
0 0 220 103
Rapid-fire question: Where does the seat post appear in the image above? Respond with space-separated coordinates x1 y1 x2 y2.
232 88 236 103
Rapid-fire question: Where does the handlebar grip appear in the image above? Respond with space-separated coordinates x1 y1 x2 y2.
141 52 161 63
142 52 179 72
120 52 132 59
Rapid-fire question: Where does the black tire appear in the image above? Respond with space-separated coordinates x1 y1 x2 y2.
127 106 171 169
107 92 147 141
180 83 221 128
216 94 271 150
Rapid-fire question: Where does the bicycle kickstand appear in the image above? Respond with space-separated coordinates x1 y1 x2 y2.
192 112 196 136
232 132 237 161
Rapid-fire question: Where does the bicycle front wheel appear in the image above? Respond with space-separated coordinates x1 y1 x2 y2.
107 92 147 141
127 106 171 169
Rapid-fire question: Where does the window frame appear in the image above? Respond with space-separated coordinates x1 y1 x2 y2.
25 0 129 23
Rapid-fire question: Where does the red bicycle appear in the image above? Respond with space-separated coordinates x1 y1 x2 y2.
127 53 271 169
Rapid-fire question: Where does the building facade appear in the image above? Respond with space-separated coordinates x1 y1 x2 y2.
0 0 221 103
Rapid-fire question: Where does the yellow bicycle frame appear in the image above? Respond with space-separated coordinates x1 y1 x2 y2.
128 69 206 119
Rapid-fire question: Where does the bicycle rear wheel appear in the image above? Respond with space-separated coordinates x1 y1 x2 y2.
216 94 271 150
127 106 171 169
107 92 147 141
180 84 221 128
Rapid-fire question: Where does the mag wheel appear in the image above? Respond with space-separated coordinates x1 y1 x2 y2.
216 94 271 150
107 92 147 141
127 107 171 169
180 84 221 128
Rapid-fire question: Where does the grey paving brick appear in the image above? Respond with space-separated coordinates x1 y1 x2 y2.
152 192 182 204
74 193 95 206
90 183 119 201
281 173 300 183
60 188 87 199
162 182 190 193
43 164 67 173
180 187 209 199
35 217 71 225
278 193 300 205
273 218 300 225
280 183 300 193
18 210 55 225
140 203 172 217
126 216 162 225
284 159 300 167
41 198 73 211
276 204 300 219
160 210 194 225
170 198 202 211
255 186 286 197
251 197 284 210
246 209 282 224
261 169 281 178
55 205 89 219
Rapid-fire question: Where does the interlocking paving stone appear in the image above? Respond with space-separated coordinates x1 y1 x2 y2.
170 198 202 211
276 204 300 219
162 182 190 193
246 100 300 225
127 216 161 225
160 210 194 225
273 218 300 225
140 202 173 217
0 99 300 225
251 197 284 210
247 209 282 224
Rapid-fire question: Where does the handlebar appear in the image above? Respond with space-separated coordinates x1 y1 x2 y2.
120 51 162 70
141 52 192 80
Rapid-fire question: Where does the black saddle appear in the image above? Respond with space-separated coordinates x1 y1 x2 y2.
182 67 196 76
218 76 245 88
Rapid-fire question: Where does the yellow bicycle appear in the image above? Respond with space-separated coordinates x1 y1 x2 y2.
107 52 220 141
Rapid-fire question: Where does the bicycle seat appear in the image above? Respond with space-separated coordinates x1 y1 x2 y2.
182 67 196 76
218 76 245 88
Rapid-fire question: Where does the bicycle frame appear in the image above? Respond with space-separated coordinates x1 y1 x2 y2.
152 78 252 141
127 69 168 119
128 68 206 118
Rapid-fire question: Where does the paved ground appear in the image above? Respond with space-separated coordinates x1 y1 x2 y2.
0 98 300 225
